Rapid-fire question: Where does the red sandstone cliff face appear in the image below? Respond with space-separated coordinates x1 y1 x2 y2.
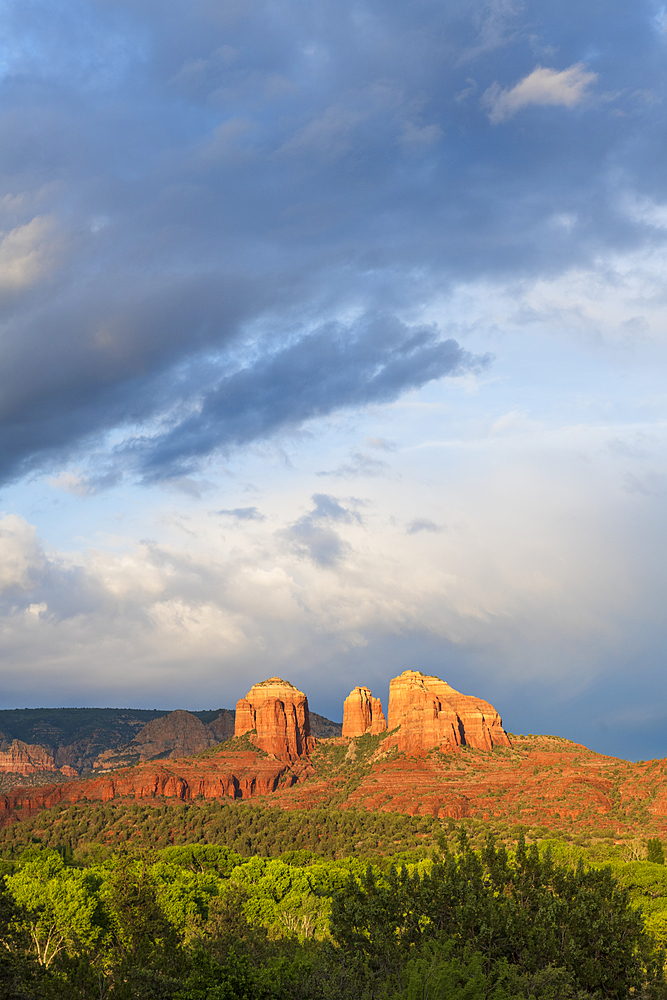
386 670 510 753
342 687 387 737
0 746 314 828
235 678 315 762
0 740 77 777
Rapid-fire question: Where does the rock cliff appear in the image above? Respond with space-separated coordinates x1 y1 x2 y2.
342 686 387 737
0 739 77 777
235 678 315 762
386 670 510 753
0 745 313 828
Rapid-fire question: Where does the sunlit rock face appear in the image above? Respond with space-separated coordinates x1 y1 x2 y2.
235 677 315 762
342 686 388 737
386 670 511 753
0 739 75 777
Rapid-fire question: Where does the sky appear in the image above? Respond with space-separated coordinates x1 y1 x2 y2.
0 0 667 760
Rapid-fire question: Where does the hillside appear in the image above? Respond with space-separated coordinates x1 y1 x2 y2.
2 728 667 845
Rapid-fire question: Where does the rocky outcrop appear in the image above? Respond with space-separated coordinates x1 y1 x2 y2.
0 705 340 791
342 687 387 737
386 670 510 753
0 739 77 777
93 710 219 771
235 678 315 762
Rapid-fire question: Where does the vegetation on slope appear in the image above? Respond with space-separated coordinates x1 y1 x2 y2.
0 828 666 999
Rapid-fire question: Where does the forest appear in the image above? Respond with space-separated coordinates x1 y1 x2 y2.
1 801 667 998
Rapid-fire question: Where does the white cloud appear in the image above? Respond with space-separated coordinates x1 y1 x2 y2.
0 215 61 290
0 515 45 592
482 63 597 123
0 434 662 706
48 471 96 496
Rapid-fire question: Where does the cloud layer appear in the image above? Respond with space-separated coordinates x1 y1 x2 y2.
0 0 664 485
0 0 667 758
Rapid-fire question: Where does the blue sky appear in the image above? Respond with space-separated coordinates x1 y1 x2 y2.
0 0 666 759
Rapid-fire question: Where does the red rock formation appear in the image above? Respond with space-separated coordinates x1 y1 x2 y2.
0 740 62 776
208 710 235 741
235 678 315 762
342 686 387 737
386 670 510 753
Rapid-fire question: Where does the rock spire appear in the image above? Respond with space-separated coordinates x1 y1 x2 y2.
342 686 387 737
235 677 315 762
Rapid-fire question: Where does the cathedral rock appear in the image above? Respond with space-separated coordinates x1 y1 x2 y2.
386 670 510 753
342 686 388 737
235 677 315 762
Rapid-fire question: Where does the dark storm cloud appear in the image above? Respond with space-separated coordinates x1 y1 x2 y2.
0 0 665 483
131 317 477 478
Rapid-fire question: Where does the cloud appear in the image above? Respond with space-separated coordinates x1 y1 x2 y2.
0 0 660 495
282 493 361 566
0 516 45 593
215 506 266 521
0 216 61 290
130 318 481 481
48 471 96 496
364 437 397 451
317 449 391 479
624 472 667 496
406 518 443 535
0 0 667 758
482 64 598 123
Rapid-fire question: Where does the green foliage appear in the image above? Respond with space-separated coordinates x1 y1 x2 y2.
648 838 665 865
102 850 185 972
0 799 442 861
2 813 667 999
5 850 106 968
330 834 665 999
198 731 269 758
159 844 244 875
397 942 588 1000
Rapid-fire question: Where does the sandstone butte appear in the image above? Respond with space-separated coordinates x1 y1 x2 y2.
341 671 510 752
386 670 511 753
235 677 315 762
342 686 387 737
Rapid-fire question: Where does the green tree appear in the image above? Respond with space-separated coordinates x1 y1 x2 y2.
102 850 182 970
330 835 665 998
5 850 105 968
